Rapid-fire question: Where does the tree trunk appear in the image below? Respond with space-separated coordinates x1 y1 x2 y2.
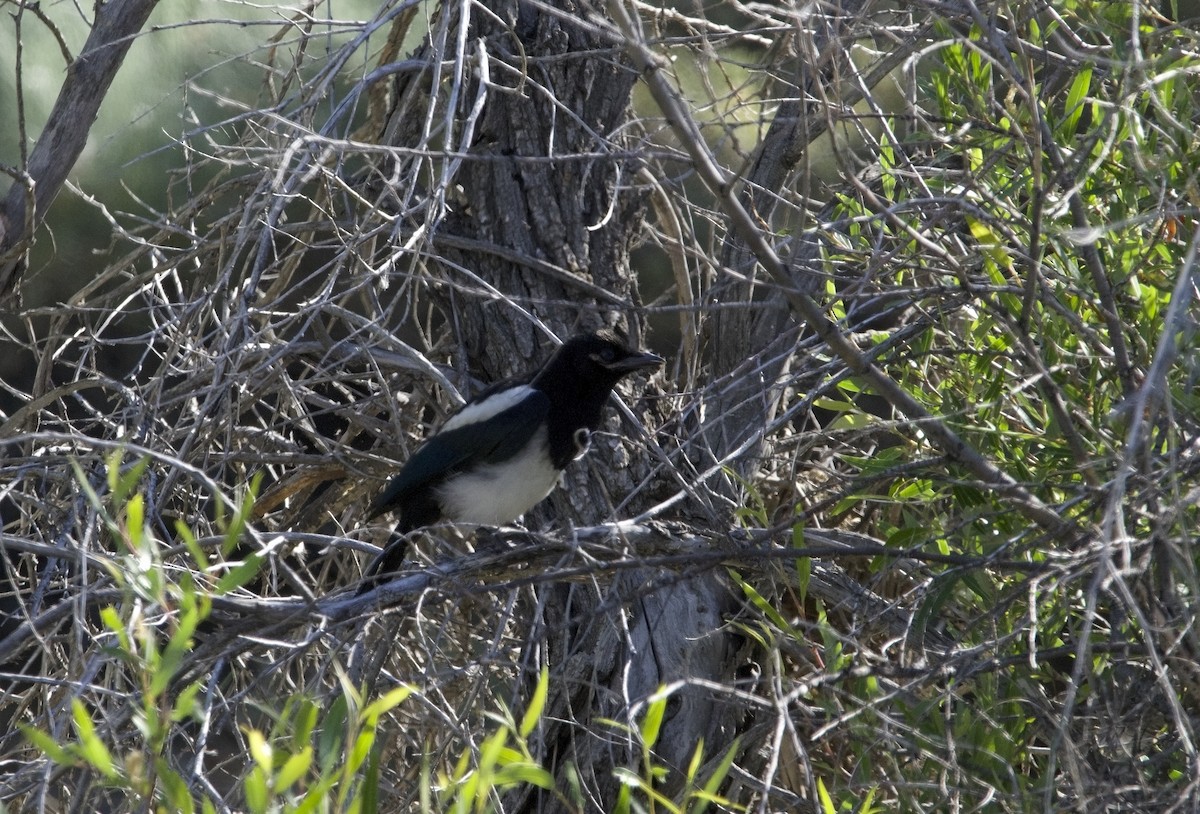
376 0 742 808
0 0 159 305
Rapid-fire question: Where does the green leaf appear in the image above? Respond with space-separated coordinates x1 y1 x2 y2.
361 742 382 814
214 552 263 596
71 458 105 514
562 760 584 809
293 696 319 746
110 451 151 508
318 694 349 773
1062 65 1092 136
478 727 509 775
913 576 959 643
697 737 740 811
520 665 549 738
793 525 811 606
150 611 199 698
106 447 123 495
817 776 836 814
156 759 196 814
296 777 339 814
99 606 132 656
246 728 272 770
729 569 801 643
244 766 269 814
347 730 376 776
222 471 263 556
176 519 209 572
172 680 204 723
613 782 632 814
20 724 75 765
125 492 146 551
685 739 704 783
492 762 555 789
639 690 669 749
361 684 415 726
275 745 313 792
71 699 117 779
812 397 856 413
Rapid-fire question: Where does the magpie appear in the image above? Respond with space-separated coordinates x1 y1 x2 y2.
359 330 663 591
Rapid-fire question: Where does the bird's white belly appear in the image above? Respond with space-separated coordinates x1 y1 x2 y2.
435 428 561 526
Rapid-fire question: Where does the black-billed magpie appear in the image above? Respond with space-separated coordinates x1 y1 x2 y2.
360 330 663 590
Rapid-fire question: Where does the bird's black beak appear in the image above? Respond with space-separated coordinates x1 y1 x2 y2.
606 350 664 373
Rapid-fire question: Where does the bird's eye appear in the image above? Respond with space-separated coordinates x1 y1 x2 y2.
588 346 621 368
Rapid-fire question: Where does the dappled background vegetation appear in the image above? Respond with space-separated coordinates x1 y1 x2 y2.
2 0 1199 811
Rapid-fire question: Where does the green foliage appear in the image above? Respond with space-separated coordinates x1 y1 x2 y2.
435 673 556 814
23 451 219 811
421 670 740 814
238 683 416 814
21 448 425 812
610 688 742 814
785 3 1200 809
817 778 880 814
17 452 397 812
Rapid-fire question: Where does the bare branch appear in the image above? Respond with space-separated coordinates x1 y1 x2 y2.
0 0 158 305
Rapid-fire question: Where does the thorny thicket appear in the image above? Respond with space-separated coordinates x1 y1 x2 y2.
1 0 1199 811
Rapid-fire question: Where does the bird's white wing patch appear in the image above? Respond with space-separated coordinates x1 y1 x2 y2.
435 426 560 525
441 384 537 432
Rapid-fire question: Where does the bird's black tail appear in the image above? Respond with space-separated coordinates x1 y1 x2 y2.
356 529 410 595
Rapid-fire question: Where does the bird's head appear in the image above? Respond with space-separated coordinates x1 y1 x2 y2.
547 331 664 388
